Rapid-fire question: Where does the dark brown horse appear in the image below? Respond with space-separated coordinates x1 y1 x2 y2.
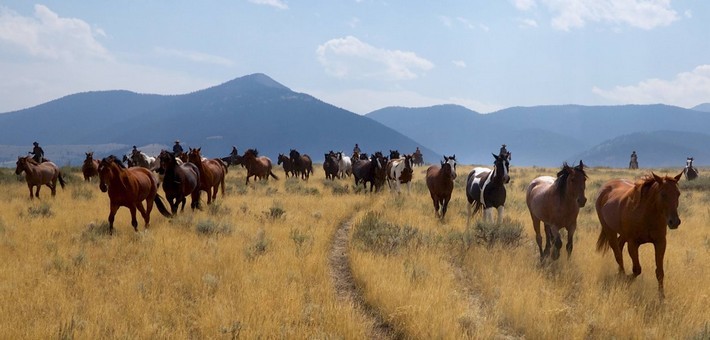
323 153 340 180
596 172 682 299
187 148 227 204
277 153 296 178
15 156 66 199
98 155 171 234
242 149 278 184
526 161 587 261
425 155 457 220
82 152 100 182
289 149 313 180
158 150 201 214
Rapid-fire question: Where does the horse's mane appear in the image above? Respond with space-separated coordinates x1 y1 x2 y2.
629 174 661 207
105 155 126 169
245 149 258 157
23 157 39 165
554 162 586 199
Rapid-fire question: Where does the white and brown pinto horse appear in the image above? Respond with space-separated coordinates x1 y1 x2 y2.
526 161 587 261
684 157 698 180
466 153 510 225
15 156 66 199
386 154 414 194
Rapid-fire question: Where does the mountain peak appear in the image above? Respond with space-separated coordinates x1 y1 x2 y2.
221 73 289 91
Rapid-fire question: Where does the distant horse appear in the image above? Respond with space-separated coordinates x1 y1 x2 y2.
526 161 587 261
158 150 201 214
122 155 134 168
684 157 698 180
277 153 296 178
466 153 511 225
221 150 243 168
425 155 457 220
187 148 227 204
130 151 157 169
241 149 279 184
389 150 400 159
386 154 414 194
15 156 66 200
98 155 171 235
595 172 683 299
290 149 313 180
412 153 424 167
323 153 340 180
336 152 352 178
82 152 100 182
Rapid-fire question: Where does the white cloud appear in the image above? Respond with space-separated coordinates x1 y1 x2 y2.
248 0 288 10
515 0 679 30
518 18 539 28
452 60 467 68
0 4 110 61
316 36 434 81
592 65 710 108
154 47 234 67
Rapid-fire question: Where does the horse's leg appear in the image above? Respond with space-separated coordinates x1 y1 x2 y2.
466 201 473 227
107 203 119 235
128 205 139 232
566 225 576 259
483 208 492 223
627 240 642 278
550 224 564 260
531 217 544 258
179 196 186 212
49 179 57 196
27 184 34 200
136 202 149 230
431 195 440 218
612 235 627 274
653 239 667 299
496 206 505 224
35 184 41 199
441 196 450 220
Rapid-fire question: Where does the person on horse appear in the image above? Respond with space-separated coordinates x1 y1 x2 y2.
30 142 44 163
414 147 422 156
131 145 140 157
353 143 361 155
499 144 511 160
230 146 238 157
173 140 184 155
629 151 638 169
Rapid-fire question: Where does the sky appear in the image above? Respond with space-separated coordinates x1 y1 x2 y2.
0 0 709 114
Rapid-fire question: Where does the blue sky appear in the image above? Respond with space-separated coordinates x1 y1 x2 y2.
0 1 708 114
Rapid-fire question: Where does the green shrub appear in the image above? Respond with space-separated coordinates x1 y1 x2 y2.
353 211 420 255
473 218 524 247
195 219 233 236
26 203 53 218
244 228 269 260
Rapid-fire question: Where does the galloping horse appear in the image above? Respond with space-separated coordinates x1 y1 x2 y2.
352 154 385 192
425 155 457 220
466 153 511 225
98 155 171 234
336 152 352 178
241 149 278 184
82 152 100 182
130 151 157 169
684 157 698 180
15 156 66 199
289 149 313 180
277 153 296 178
372 152 389 191
386 154 414 194
526 161 587 261
323 153 340 180
221 152 243 168
158 150 201 214
187 148 227 204
596 172 682 299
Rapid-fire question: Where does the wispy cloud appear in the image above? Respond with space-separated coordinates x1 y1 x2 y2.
0 5 110 61
248 0 288 10
515 0 679 30
518 18 539 28
316 36 434 81
452 60 467 68
154 47 234 67
592 65 710 108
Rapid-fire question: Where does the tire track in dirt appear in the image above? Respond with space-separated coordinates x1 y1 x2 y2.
329 218 401 340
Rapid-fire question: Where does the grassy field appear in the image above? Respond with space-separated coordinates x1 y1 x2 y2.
0 163 707 338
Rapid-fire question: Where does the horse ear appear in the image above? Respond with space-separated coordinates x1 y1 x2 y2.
652 172 663 183
492 153 498 160
578 160 584 168
674 171 683 182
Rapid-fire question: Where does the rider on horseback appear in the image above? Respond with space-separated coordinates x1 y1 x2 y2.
30 142 44 163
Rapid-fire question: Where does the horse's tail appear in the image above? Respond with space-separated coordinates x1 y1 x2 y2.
58 171 66 189
154 195 172 218
269 170 279 180
219 159 229 174
472 201 484 215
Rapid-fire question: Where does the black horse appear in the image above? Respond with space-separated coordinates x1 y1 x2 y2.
352 153 386 192
158 150 201 214
290 149 313 180
323 153 340 180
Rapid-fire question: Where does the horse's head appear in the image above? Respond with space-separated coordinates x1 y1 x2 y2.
15 156 31 175
439 159 454 178
187 147 202 164
403 154 414 170
277 153 285 165
98 155 123 192
492 153 510 184
650 172 683 229
443 155 457 179
686 157 694 168
557 160 587 207
159 150 176 169
289 149 300 161
389 150 400 159
85 152 94 161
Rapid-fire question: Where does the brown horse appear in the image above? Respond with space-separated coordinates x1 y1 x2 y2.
15 156 66 199
595 172 682 299
277 153 296 178
241 149 278 184
526 161 587 261
98 155 171 234
425 155 457 220
187 148 227 205
158 150 201 214
289 149 313 180
82 152 100 182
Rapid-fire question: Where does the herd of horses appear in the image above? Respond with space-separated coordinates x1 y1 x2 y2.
13 146 701 299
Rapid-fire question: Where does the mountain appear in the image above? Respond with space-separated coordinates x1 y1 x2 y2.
692 103 710 112
0 74 438 166
573 131 710 168
367 104 710 166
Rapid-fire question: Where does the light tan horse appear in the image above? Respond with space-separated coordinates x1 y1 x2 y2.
596 172 682 299
15 156 66 199
187 148 227 204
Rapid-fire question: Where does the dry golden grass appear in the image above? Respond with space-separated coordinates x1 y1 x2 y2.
1 164 708 338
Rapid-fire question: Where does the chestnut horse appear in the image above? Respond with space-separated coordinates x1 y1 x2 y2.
158 150 201 214
526 161 587 261
425 155 457 220
289 149 313 180
15 156 66 199
242 149 278 184
82 152 100 182
98 155 171 234
187 148 227 204
595 172 682 299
